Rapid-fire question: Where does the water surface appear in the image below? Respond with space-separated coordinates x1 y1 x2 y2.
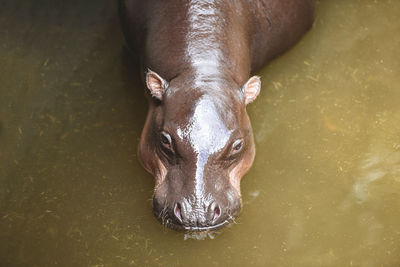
0 0 399 266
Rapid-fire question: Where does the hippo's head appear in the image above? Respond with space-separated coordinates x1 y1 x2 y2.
138 69 261 232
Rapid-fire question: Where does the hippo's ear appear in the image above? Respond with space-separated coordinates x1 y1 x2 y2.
241 76 261 105
146 69 168 101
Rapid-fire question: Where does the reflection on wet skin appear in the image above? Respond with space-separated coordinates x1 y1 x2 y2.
0 0 400 266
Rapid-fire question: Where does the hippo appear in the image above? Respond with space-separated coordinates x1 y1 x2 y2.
119 0 314 232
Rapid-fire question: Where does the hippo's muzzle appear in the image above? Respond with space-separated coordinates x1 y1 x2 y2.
153 179 242 232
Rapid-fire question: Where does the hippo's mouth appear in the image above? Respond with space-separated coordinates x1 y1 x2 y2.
163 219 230 233
182 220 229 232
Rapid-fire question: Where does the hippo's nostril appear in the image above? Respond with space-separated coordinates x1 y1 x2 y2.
174 202 183 223
211 203 221 222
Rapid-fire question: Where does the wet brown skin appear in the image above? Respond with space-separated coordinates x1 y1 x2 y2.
120 0 314 232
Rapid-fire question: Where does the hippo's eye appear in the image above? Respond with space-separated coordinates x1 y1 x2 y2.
225 139 244 162
160 131 173 151
231 139 244 154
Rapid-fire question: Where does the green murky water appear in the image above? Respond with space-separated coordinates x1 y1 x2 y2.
1 0 399 266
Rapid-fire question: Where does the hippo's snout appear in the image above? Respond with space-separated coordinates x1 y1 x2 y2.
153 186 242 232
172 201 222 230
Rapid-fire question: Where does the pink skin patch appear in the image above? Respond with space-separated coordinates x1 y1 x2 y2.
229 144 255 196
154 158 167 189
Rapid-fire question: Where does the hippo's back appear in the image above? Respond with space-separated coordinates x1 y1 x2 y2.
247 0 314 72
119 0 314 74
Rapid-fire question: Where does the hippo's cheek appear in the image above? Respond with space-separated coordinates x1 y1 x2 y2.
154 157 168 189
229 151 255 195
229 168 241 195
